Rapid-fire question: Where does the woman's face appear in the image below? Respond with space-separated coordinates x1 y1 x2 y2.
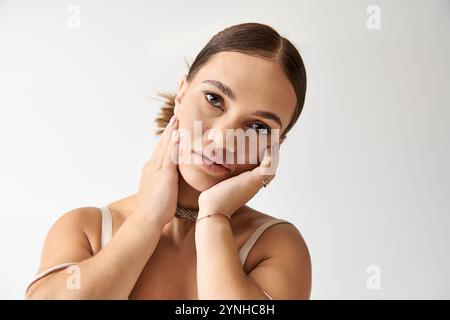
173 51 297 191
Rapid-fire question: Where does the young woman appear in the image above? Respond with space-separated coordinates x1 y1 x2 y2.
25 22 311 300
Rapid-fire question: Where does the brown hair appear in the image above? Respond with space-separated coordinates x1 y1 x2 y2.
153 22 307 140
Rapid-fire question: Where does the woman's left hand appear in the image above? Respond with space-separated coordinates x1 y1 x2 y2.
197 142 280 219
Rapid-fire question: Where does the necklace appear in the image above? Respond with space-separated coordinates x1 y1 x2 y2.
175 203 199 222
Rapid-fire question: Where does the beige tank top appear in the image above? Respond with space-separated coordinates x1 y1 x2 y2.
26 206 292 299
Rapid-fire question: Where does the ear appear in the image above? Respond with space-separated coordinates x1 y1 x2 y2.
174 74 188 116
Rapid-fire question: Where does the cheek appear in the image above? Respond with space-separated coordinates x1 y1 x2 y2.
177 97 213 132
243 139 268 164
180 93 209 116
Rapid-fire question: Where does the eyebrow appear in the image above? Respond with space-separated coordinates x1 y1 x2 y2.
251 110 283 129
201 79 283 129
202 79 236 101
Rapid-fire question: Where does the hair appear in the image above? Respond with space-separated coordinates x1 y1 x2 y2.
153 22 307 140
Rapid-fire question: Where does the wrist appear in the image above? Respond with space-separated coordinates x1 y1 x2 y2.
196 211 231 224
198 206 230 217
197 209 219 220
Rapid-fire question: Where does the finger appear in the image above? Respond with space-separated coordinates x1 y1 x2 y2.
250 142 279 189
237 165 274 199
151 115 179 167
162 129 180 170
259 142 279 176
227 143 279 201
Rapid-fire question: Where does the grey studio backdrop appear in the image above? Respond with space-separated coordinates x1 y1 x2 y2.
0 0 449 299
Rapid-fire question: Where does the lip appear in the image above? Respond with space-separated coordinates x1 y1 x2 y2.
192 150 234 173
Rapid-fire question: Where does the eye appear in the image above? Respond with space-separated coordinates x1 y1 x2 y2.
204 92 224 110
249 122 272 135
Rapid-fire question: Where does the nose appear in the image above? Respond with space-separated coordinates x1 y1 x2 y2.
205 125 236 164
202 115 270 166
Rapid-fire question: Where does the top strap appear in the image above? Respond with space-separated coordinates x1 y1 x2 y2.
238 219 291 266
100 206 113 249
25 262 78 294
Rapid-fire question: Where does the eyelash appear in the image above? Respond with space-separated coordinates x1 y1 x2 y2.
203 91 272 134
204 91 224 109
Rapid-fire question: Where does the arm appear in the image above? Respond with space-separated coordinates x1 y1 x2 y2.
26 114 181 300
25 208 165 300
246 222 311 299
195 214 267 299
195 139 311 299
195 213 311 300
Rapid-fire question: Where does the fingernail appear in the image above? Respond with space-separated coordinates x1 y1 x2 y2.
171 129 179 141
261 149 271 167
169 115 176 126
261 156 271 167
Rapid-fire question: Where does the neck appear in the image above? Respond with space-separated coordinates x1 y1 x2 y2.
114 170 201 245
165 171 201 244
176 170 201 212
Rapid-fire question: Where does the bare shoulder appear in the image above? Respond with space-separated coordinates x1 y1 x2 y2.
25 207 104 297
244 205 308 246
239 205 311 269
37 207 103 271
242 206 312 299
51 206 101 229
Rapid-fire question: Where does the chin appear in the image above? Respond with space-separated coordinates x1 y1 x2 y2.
178 163 223 191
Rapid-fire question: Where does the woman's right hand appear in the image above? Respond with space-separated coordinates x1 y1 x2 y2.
135 115 180 228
